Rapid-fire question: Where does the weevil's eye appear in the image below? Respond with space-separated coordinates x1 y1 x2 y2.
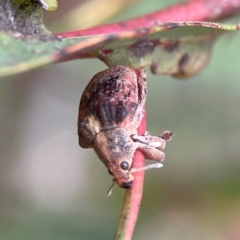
108 169 113 176
120 161 129 170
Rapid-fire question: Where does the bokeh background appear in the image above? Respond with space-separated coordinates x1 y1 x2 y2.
1 0 240 239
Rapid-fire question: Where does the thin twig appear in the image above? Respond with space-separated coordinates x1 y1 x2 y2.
114 108 146 240
57 0 240 37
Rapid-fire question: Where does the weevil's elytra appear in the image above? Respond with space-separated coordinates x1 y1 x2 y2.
78 66 172 190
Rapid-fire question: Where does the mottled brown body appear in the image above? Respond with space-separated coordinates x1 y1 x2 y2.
78 66 172 188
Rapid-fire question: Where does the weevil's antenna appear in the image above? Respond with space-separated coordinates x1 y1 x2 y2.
130 163 163 173
107 179 116 196
106 163 163 195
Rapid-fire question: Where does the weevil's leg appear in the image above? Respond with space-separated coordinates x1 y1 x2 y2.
131 134 166 150
135 142 165 162
131 130 173 150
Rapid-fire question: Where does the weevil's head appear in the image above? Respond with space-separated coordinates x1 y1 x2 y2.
92 129 135 189
108 160 134 188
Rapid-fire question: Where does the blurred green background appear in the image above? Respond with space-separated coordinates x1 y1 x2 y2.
1 0 240 239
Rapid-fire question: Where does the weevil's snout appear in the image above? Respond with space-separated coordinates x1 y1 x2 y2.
106 174 133 196
120 180 133 188
116 172 134 189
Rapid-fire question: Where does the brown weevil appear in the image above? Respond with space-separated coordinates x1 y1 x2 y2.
78 66 172 193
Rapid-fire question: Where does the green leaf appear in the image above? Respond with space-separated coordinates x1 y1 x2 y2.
98 23 221 79
0 0 239 78
38 0 58 11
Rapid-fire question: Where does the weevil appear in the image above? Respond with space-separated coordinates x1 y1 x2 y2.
78 66 172 191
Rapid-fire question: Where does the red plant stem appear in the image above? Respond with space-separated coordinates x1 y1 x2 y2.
57 0 240 38
114 107 146 240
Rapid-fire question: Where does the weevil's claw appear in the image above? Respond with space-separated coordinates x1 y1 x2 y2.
160 131 173 141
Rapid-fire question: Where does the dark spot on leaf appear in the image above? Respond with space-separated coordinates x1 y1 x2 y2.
179 53 189 69
129 39 156 58
173 53 190 78
164 41 179 53
150 62 158 74
151 39 160 45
